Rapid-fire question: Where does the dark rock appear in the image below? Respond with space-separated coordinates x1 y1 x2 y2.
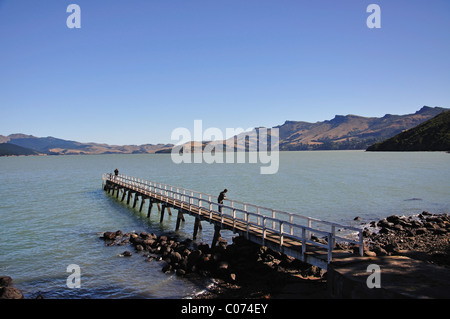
199 254 213 270
176 269 186 276
398 220 413 228
354 216 362 221
386 215 401 224
197 243 210 254
384 243 399 253
181 249 191 257
372 245 388 256
130 235 144 245
170 251 183 264
425 221 437 229
161 262 172 273
139 232 149 238
416 228 427 235
434 227 447 235
122 251 132 257
405 229 415 237
216 261 228 270
0 287 24 299
161 243 171 252
103 231 117 240
179 257 188 271
118 239 130 246
218 238 228 248
363 228 371 237
377 219 394 229
411 220 423 228
187 250 202 271
159 240 168 248
143 239 155 247
0 276 12 287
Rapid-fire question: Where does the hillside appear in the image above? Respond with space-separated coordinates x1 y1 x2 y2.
0 143 40 156
175 106 448 152
1 105 447 156
275 106 448 150
366 110 450 151
0 134 173 156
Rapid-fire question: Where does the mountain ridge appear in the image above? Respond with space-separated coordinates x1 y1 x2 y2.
367 110 450 151
276 106 447 150
1 105 448 156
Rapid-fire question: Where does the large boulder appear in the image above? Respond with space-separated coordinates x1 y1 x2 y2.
0 287 24 299
0 276 12 287
0 276 24 299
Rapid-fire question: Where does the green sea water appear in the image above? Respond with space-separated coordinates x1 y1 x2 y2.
1 151 449 298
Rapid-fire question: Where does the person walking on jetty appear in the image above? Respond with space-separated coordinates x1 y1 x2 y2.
218 189 228 213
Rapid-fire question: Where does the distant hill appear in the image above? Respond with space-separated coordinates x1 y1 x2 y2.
0 134 173 156
0 143 40 156
366 110 450 151
2 105 448 156
172 106 449 152
275 106 448 150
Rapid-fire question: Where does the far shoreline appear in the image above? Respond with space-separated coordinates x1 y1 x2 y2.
3 148 450 158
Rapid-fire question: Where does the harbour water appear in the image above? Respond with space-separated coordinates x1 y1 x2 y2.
0 151 449 298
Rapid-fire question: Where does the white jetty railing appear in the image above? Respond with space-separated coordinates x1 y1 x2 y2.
103 173 364 269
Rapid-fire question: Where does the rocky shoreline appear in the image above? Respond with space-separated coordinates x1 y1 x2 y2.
362 211 450 267
2 212 448 299
100 229 328 299
86 212 450 299
98 212 449 299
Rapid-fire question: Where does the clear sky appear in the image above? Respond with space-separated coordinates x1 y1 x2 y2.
0 0 449 145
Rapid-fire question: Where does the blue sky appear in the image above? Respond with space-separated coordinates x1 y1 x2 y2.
0 0 449 145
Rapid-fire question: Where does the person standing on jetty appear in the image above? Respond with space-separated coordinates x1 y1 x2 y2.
114 168 119 179
218 189 228 212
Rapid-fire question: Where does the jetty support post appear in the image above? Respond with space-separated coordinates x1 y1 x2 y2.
121 188 127 202
160 204 166 223
133 193 140 208
193 217 202 239
175 210 185 231
139 197 145 212
211 224 222 247
127 191 133 205
147 200 153 218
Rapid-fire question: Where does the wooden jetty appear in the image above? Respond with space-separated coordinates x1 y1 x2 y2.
102 173 364 270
